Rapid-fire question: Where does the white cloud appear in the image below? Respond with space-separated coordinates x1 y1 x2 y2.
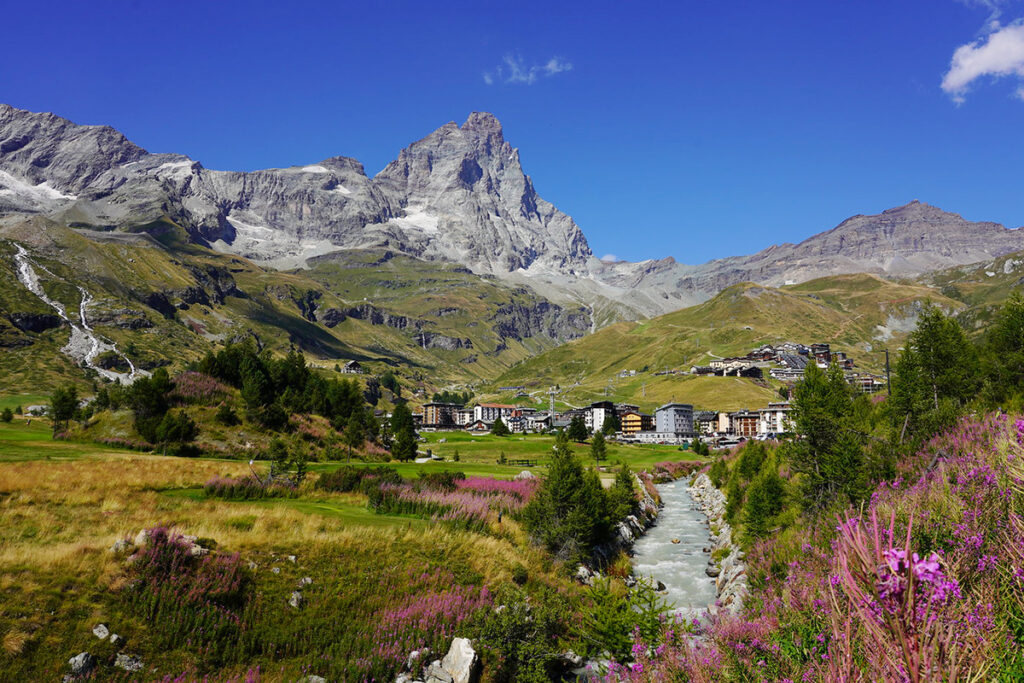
600 254 619 262
942 21 1024 102
483 54 574 86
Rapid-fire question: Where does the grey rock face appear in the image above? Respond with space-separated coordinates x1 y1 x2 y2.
4 104 1024 322
8 312 62 332
0 103 145 195
490 298 590 341
373 112 592 276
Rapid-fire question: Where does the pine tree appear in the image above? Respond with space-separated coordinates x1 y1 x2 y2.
607 464 637 522
787 362 866 508
522 431 610 564
744 469 786 538
890 303 979 444
982 291 1024 406
567 415 589 442
491 416 510 436
601 412 621 435
390 402 417 461
49 384 79 434
344 411 365 462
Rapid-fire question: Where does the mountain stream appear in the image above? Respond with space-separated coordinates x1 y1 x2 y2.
631 479 718 620
12 243 143 384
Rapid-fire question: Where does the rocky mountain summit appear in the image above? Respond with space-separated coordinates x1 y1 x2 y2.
2 103 1023 319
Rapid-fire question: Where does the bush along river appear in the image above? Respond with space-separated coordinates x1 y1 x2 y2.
631 472 748 619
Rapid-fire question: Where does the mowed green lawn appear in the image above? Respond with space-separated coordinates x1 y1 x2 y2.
0 419 108 461
420 430 703 471
0 394 47 412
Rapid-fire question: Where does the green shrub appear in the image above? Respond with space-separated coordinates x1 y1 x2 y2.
216 404 240 426
418 470 466 491
580 577 667 661
510 564 528 586
744 469 787 538
476 584 567 683
708 457 728 487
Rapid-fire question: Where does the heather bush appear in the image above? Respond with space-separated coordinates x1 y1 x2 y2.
171 371 230 405
371 480 532 531
124 527 247 663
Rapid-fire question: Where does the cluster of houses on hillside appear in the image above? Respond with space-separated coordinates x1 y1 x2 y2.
418 398 796 447
690 342 885 392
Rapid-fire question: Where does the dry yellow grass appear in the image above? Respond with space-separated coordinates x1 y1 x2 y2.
0 452 557 586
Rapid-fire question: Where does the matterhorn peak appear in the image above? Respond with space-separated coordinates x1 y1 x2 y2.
460 111 503 138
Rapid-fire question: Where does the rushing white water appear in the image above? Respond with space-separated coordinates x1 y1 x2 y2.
631 480 718 620
11 242 144 384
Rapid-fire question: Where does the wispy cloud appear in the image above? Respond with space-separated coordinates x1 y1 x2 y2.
600 254 620 262
483 54 574 86
941 20 1024 102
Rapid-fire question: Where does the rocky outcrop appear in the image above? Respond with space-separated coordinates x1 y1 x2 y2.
688 473 748 616
415 331 472 351
8 311 62 332
490 299 590 341
0 103 145 196
186 264 242 304
65 652 96 680
142 291 177 318
87 308 153 330
335 303 424 331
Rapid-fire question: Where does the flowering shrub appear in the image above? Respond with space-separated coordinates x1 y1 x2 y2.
371 479 532 530
455 475 539 499
124 527 247 662
650 461 703 481
171 371 230 405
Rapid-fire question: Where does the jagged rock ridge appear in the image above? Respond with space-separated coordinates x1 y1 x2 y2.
2 103 1023 319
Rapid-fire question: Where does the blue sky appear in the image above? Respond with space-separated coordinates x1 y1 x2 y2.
3 0 1023 264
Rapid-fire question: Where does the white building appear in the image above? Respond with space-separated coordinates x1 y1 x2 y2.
656 403 695 436
589 401 616 433
473 403 514 423
758 402 792 435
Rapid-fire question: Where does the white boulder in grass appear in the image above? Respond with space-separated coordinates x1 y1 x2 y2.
440 637 479 683
91 623 109 640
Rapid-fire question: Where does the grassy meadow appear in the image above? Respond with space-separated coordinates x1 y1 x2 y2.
0 415 691 681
